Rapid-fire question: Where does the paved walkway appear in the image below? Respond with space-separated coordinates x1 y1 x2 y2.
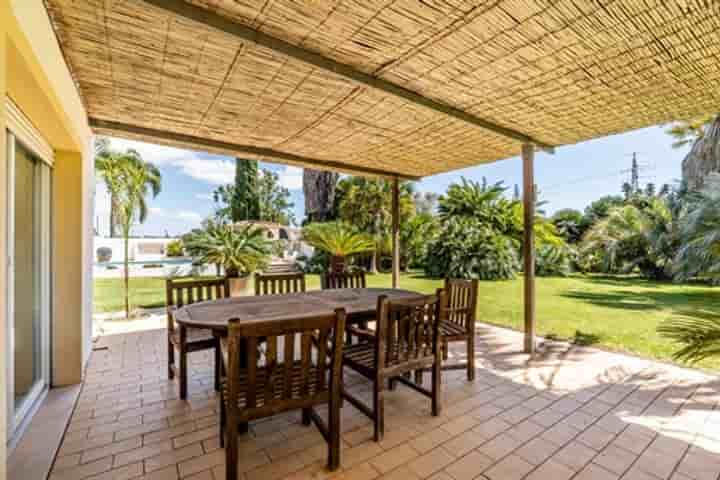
51 324 720 480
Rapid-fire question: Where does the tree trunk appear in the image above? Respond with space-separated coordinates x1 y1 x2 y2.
109 192 116 238
123 231 130 319
330 255 345 273
682 114 720 189
303 169 339 222
369 250 378 274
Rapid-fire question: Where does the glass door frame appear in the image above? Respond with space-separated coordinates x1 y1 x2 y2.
5 130 53 442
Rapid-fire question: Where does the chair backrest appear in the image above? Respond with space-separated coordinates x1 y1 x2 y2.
444 278 478 332
224 310 346 421
166 277 231 330
374 291 446 370
255 272 306 296
321 271 366 290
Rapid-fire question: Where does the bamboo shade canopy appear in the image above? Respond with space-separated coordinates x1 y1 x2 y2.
46 0 720 178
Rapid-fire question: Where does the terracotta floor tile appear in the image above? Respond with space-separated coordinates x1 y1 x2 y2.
551 441 597 472
573 462 619 480
576 425 615 451
444 451 493 480
593 445 638 475
81 437 143 464
49 456 113 480
370 444 419 474
85 462 144 480
406 447 455 479
441 429 487 458
524 459 574 480
144 442 204 472
113 441 174 467
477 432 523 460
515 437 561 465
483 454 534 480
409 428 453 454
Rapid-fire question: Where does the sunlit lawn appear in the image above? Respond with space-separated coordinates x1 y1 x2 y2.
94 272 720 371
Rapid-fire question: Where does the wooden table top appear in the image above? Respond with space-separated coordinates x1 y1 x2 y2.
173 288 423 330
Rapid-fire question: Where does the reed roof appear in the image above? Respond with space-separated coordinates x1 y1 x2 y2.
45 0 720 178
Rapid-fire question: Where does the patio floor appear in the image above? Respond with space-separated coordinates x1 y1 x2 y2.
50 323 720 480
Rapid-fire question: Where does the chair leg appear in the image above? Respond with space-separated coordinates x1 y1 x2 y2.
179 347 188 400
373 379 384 442
442 341 449 361
414 369 423 385
431 358 442 417
467 336 475 381
219 393 226 448
168 340 175 379
302 408 312 426
214 341 221 392
328 398 341 471
226 404 238 480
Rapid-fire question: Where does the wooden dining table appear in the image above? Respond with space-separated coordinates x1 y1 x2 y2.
173 288 425 437
173 287 423 332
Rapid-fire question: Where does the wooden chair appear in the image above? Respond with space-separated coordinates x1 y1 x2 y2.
321 271 366 290
254 272 306 296
321 271 368 342
166 277 231 399
219 310 347 479
440 278 479 381
342 292 445 441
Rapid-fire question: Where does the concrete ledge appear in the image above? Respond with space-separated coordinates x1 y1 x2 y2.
8 385 81 480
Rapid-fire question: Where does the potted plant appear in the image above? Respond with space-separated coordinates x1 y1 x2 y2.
302 222 374 273
185 223 271 296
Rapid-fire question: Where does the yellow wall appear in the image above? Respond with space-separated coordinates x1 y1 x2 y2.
1 2 9 476
52 149 86 386
1 0 94 466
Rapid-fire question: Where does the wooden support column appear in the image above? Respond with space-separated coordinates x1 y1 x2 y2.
391 177 400 289
522 144 536 354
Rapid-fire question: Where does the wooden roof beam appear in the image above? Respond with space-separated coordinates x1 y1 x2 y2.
141 0 555 154
89 118 421 180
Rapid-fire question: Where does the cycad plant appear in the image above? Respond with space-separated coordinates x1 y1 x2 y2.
185 223 271 278
302 222 374 273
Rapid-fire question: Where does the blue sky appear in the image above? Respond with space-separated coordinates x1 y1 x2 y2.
97 125 687 237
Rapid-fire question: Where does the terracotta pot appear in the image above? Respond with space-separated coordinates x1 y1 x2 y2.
228 276 250 297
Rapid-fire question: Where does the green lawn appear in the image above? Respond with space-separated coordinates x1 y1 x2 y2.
94 273 720 371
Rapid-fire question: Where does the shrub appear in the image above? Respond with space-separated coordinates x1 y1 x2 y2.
165 240 184 257
425 218 520 280
535 244 574 276
297 251 330 274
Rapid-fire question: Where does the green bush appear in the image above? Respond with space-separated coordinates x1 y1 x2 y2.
535 244 573 277
297 251 330 274
165 240 184 257
425 217 520 280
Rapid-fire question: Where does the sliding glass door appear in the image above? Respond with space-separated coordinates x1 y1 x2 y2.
6 132 52 439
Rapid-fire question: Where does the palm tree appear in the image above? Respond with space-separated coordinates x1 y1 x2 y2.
674 173 720 282
336 178 414 273
658 311 720 365
582 199 676 279
115 158 162 318
302 222 374 273
665 113 716 149
95 146 145 238
185 224 271 278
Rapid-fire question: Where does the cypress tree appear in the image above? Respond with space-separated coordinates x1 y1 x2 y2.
231 158 260 222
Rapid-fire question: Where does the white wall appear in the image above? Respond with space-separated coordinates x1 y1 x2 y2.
93 236 181 263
